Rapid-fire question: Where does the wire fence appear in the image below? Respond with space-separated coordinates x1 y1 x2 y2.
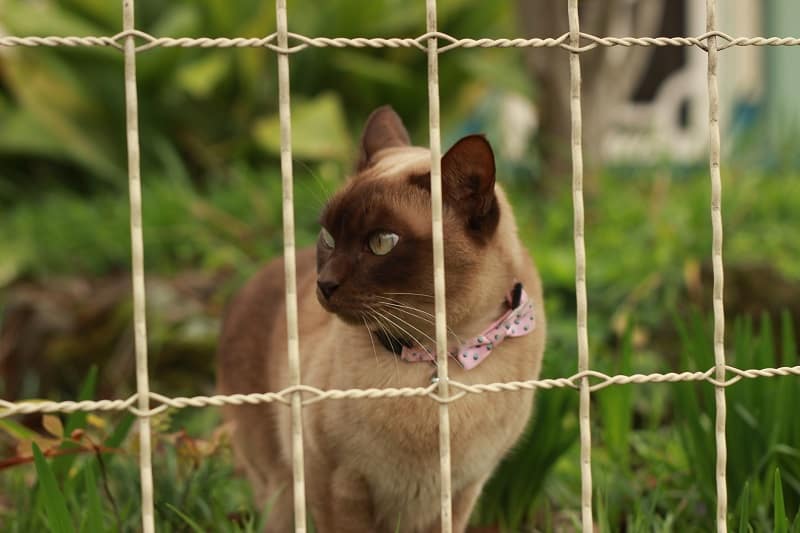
2 0 800 532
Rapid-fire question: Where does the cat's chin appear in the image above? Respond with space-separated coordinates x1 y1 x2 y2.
316 293 364 326
332 312 364 326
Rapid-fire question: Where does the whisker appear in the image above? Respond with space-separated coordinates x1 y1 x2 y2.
383 292 435 299
377 307 438 348
375 306 441 359
362 315 379 366
368 306 437 368
374 297 465 345
366 309 400 377
296 159 332 206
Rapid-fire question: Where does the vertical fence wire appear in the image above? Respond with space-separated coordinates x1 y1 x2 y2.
425 1 453 531
567 1 593 531
121 1 155 532
705 0 728 531
275 1 308 531
10 5 800 532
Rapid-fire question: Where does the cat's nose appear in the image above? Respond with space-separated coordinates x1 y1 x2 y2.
317 280 339 300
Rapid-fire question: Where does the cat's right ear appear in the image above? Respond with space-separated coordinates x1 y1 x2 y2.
356 106 411 171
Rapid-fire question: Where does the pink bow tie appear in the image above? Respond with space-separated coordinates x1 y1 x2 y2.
400 286 535 370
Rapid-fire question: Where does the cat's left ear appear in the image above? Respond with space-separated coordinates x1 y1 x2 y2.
442 135 498 223
357 106 411 171
412 134 499 237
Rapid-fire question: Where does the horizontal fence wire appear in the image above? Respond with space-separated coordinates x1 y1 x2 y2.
2 366 799 417
2 31 800 53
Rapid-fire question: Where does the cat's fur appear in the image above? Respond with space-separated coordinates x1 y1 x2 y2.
217 106 546 533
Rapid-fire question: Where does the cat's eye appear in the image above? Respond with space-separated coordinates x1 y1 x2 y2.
320 227 335 248
368 232 399 255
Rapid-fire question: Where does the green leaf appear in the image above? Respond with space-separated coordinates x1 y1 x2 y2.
253 92 351 161
82 464 104 533
59 0 120 28
54 366 99 478
165 503 205 533
3 53 122 181
775 468 789 533
0 418 39 441
65 366 99 436
738 481 750 533
175 52 232 99
331 51 415 88
149 3 201 37
0 108 68 158
459 51 533 97
1 0 108 37
32 443 75 533
598 326 634 473
105 413 136 449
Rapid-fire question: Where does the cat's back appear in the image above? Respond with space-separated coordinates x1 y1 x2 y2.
217 246 318 395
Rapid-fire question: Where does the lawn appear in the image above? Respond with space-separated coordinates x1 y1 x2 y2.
1 166 799 531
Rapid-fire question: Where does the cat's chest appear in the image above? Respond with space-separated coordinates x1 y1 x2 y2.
333 382 530 474
303 320 534 471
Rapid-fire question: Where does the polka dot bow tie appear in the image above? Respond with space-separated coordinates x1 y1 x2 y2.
400 283 535 370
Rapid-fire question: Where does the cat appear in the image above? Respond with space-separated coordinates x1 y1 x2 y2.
217 106 546 533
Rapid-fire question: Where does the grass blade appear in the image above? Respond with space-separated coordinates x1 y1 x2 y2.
32 443 75 533
105 413 135 448
55 366 99 478
738 481 750 533
65 366 98 436
82 463 104 533
776 468 789 533
165 503 205 533
0 418 39 441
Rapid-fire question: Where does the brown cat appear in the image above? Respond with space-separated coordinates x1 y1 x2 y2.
217 106 546 533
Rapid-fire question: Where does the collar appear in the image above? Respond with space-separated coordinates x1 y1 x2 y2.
373 283 535 371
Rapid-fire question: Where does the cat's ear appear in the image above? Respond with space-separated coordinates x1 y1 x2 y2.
411 134 499 238
357 106 411 171
441 135 497 218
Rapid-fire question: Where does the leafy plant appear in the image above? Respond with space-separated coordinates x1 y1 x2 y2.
471 350 579 529
32 443 76 533
0 0 527 199
674 311 800 530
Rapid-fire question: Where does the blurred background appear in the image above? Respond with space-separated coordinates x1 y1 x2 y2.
1 0 799 531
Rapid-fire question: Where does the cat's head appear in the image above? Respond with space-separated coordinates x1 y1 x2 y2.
316 106 508 335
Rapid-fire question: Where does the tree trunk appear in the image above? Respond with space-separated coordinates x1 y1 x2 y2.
518 0 666 192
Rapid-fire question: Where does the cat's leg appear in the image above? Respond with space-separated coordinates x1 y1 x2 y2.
423 479 485 533
260 479 293 533
451 479 485 533
307 469 375 533
223 406 294 532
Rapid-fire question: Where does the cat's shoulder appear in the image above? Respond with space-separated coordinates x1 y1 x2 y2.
222 247 317 328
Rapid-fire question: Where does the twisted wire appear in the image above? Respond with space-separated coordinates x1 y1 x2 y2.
3 9 800 532
3 365 798 418
2 30 800 54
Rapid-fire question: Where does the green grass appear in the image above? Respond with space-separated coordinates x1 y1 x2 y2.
3 313 797 531
0 165 322 281
1 167 800 529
